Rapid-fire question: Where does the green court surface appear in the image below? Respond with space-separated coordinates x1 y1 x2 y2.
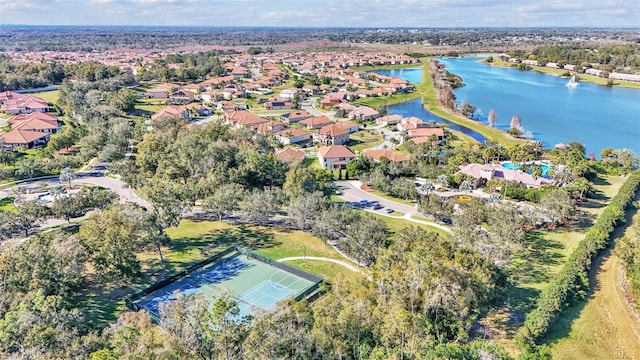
133 250 320 319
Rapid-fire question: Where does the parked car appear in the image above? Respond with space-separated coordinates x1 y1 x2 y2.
440 218 452 225
373 204 384 210
385 208 394 214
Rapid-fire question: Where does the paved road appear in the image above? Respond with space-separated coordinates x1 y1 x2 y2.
335 180 420 215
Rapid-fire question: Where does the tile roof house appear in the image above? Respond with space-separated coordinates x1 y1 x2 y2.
0 129 50 150
376 114 402 126
264 97 293 110
275 148 306 163
408 127 445 140
299 116 334 130
151 106 190 122
280 110 313 124
362 149 410 163
335 120 360 134
276 128 312 145
223 110 268 129
255 121 286 134
349 106 379 121
457 163 552 188
317 145 356 169
145 83 180 98
0 92 50 115
315 124 349 145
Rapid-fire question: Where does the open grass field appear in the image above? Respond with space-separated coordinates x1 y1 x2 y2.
368 212 449 239
29 89 60 105
134 97 168 116
549 195 640 359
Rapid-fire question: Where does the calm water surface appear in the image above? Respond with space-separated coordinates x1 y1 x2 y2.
438 57 640 155
376 59 640 155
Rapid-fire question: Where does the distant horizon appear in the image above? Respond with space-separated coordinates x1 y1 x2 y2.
0 0 638 28
2 24 640 30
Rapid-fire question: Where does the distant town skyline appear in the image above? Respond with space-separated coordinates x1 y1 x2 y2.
0 0 639 28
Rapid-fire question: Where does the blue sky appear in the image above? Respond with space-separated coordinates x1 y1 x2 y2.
0 0 638 27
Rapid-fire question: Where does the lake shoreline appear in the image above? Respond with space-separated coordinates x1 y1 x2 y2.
435 57 640 155
483 58 640 90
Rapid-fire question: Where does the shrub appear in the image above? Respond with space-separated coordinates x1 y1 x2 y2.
516 170 640 346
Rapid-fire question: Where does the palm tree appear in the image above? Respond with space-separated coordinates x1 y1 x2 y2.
49 185 65 200
437 174 449 189
459 180 474 193
59 167 76 189
571 177 592 201
421 182 435 194
531 165 543 180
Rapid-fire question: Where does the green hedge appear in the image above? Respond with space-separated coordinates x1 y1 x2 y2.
516 170 640 346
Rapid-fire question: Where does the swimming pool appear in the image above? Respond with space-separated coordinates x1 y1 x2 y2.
501 161 551 177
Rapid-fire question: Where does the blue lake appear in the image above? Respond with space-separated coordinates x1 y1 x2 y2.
375 59 640 156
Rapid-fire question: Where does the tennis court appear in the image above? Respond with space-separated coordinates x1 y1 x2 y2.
133 249 321 319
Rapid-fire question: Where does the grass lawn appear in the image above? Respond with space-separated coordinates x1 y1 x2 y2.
0 196 16 212
347 130 385 152
479 173 631 353
30 89 60 105
284 259 357 282
548 200 640 359
134 98 166 115
369 212 449 239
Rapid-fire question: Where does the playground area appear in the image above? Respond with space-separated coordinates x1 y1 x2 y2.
131 247 322 319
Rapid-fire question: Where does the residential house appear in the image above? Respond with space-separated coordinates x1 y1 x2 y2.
315 124 349 145
276 128 312 145
397 116 427 131
11 117 61 134
376 114 402 126
264 97 293 110
255 121 286 134
275 148 305 163
335 120 360 134
317 145 356 169
0 129 50 150
168 89 195 104
0 92 50 114
349 106 379 121
217 101 245 113
223 110 268 129
280 110 313 124
457 163 552 188
145 83 179 98
279 89 298 100
320 92 347 107
299 116 334 130
201 90 224 103
408 127 445 141
8 112 58 126
362 149 409 163
151 105 190 122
